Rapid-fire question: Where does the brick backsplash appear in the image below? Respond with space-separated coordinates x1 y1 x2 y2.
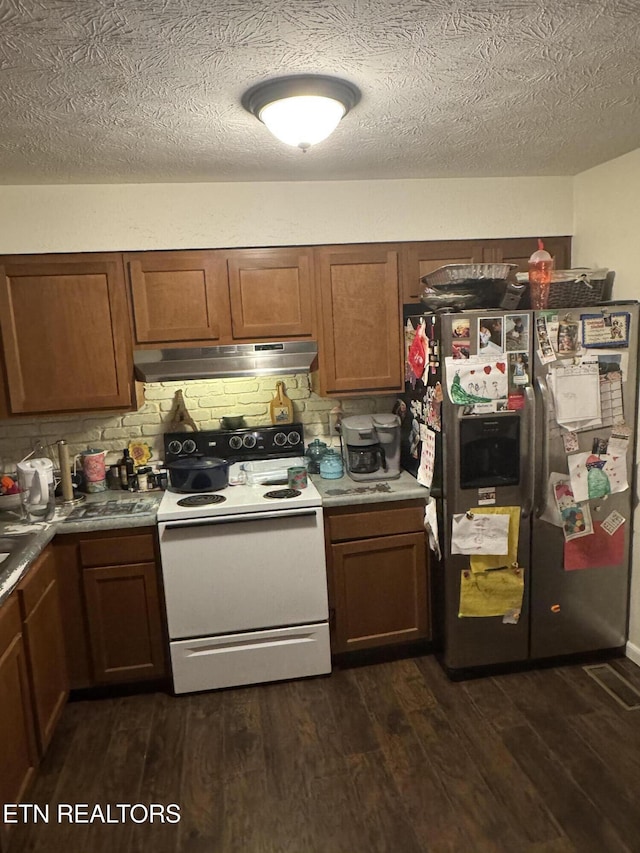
0 374 397 470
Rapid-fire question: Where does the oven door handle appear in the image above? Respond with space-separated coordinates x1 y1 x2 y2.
162 509 319 530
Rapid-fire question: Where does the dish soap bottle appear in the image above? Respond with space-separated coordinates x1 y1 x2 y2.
528 239 554 309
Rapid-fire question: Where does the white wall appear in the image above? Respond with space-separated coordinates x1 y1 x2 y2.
573 148 640 298
0 176 572 254
574 148 640 664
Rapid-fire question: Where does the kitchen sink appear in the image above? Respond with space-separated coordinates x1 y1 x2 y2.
0 533 38 560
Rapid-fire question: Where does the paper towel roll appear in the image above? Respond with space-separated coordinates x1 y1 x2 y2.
57 440 74 502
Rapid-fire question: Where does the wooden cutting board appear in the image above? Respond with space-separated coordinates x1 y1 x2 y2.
166 389 197 432
269 381 294 425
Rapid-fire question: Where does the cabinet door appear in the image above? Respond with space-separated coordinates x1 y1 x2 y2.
315 245 402 396
227 248 315 339
330 531 429 653
0 596 38 812
401 240 481 302
53 539 93 690
83 562 166 683
18 548 69 755
125 250 231 344
400 236 572 303
493 236 572 274
0 253 133 413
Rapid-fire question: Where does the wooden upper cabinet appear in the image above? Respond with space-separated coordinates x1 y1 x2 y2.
497 236 572 274
0 253 134 414
125 250 232 344
401 240 480 302
315 244 403 396
400 236 573 303
227 248 315 340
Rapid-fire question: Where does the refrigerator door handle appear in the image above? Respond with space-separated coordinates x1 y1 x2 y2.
534 374 550 518
521 384 535 518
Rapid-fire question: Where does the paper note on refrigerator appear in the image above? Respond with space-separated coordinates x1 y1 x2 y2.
567 451 629 502
563 522 625 571
553 480 593 541
444 357 508 405
548 360 601 431
540 473 570 527
458 567 525 617
469 506 520 572
451 512 509 555
417 428 436 489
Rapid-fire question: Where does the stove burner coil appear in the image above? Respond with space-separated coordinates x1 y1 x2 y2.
176 494 227 507
263 488 302 500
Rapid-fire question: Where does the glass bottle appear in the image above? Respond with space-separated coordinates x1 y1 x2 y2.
119 448 135 490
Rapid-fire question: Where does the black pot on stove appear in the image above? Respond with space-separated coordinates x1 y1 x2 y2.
167 456 229 492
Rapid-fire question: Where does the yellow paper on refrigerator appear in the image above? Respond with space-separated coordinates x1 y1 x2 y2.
458 567 524 618
469 506 520 573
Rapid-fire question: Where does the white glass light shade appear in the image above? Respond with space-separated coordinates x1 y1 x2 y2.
259 95 346 150
242 75 361 152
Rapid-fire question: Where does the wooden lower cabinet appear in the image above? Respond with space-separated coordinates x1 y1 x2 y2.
83 561 165 683
325 500 430 654
55 528 167 688
0 595 38 842
17 546 69 755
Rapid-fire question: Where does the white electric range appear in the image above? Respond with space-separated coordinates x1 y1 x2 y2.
158 424 330 694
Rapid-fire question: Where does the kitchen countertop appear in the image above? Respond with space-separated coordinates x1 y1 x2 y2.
0 473 428 605
0 490 162 606
310 470 428 507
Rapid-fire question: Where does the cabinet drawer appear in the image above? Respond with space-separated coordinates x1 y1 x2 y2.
17 548 56 617
327 502 425 543
79 532 155 567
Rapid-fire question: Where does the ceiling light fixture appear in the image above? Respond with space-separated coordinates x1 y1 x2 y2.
241 74 361 152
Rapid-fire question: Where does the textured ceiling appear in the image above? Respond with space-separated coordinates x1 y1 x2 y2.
1 0 640 185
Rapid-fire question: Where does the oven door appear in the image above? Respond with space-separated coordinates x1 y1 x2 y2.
158 507 328 640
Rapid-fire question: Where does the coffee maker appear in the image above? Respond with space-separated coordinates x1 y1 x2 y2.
341 414 401 481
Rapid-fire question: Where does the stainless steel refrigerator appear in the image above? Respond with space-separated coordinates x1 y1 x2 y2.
402 301 638 676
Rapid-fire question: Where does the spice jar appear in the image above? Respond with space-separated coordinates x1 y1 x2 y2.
136 466 152 491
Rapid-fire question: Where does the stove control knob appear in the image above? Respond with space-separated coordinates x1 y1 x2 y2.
243 433 257 449
167 439 183 455
182 438 197 454
229 435 243 450
274 432 288 446
287 431 301 446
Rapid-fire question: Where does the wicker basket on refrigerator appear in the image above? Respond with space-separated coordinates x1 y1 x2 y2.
517 268 613 309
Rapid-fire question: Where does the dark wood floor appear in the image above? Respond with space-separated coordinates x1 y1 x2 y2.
9 654 640 853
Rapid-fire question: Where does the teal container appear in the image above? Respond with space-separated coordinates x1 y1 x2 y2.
305 439 328 474
319 448 344 479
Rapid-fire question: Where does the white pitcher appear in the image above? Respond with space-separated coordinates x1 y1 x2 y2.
17 458 56 522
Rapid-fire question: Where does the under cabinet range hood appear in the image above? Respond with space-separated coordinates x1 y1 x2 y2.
133 341 318 382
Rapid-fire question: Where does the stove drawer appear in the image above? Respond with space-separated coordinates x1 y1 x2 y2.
169 622 330 694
